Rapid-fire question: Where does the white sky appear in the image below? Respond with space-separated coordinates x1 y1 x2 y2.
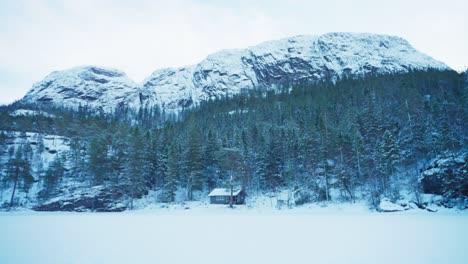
0 0 467 105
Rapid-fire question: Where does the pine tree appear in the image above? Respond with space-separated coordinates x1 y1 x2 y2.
155 134 168 189
125 128 146 209
164 143 179 202
142 130 159 188
376 130 400 192
68 136 87 180
316 134 330 202
6 146 34 207
41 155 65 199
109 126 129 183
261 129 284 192
89 132 109 183
184 127 203 200
352 129 365 179
203 130 220 190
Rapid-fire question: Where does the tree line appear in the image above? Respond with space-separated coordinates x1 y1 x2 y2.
0 70 466 208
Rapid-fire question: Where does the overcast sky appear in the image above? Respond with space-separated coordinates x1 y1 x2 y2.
0 0 467 104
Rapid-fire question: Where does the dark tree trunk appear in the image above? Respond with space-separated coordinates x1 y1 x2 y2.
230 185 234 208
343 182 354 203
10 166 19 207
229 171 234 208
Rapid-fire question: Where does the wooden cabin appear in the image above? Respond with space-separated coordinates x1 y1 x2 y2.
208 188 245 205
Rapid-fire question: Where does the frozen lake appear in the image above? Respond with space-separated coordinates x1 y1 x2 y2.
1 209 467 264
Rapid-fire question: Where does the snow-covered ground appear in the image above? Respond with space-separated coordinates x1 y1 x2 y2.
1 205 467 264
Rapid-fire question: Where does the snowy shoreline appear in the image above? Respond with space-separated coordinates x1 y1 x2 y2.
2 201 467 216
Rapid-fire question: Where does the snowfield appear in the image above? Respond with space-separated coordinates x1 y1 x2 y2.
1 205 467 264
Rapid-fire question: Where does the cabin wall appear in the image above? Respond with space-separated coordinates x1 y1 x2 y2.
209 194 245 205
210 196 229 204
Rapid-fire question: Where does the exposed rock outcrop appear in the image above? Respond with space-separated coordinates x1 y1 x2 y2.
33 186 127 212
21 33 449 112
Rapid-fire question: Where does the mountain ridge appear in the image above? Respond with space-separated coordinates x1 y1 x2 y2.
21 32 450 112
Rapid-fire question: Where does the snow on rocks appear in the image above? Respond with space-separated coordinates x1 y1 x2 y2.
142 33 449 111
0 131 70 207
0 131 69 167
21 33 450 113
9 109 55 118
21 66 141 112
379 198 406 212
420 152 467 200
33 185 127 212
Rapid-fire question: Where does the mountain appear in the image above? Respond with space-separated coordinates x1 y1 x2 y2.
21 66 141 112
20 33 449 112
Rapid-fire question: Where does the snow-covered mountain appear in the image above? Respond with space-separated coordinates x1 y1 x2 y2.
21 32 450 112
21 66 141 112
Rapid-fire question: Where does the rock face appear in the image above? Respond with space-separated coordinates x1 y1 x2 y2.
421 153 468 199
142 33 449 110
33 185 127 212
21 33 450 112
0 131 130 212
22 66 141 112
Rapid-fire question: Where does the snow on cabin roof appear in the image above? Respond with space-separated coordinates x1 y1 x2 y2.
208 188 242 197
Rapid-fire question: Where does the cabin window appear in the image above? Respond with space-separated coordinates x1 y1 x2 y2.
216 196 224 202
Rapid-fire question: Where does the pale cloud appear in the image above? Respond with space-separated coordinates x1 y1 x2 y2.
0 0 466 104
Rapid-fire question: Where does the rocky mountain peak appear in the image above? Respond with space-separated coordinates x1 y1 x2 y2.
22 65 140 112
21 33 450 112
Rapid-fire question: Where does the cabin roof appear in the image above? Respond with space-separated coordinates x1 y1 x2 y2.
208 188 242 197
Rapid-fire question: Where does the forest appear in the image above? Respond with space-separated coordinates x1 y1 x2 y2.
0 70 466 209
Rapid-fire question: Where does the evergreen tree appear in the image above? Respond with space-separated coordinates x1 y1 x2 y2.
142 130 159 188
164 143 179 202
125 128 146 209
155 134 168 189
109 126 129 182
203 130 220 189
261 129 284 192
41 155 65 199
376 130 400 192
351 129 365 180
89 132 109 183
68 136 87 180
6 146 34 207
184 127 203 200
